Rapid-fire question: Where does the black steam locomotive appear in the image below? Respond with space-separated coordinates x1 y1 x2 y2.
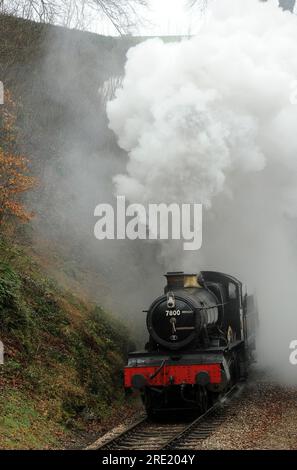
124 271 257 417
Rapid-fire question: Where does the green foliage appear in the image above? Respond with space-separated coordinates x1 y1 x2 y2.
0 237 132 446
0 262 34 353
0 389 66 449
0 259 69 355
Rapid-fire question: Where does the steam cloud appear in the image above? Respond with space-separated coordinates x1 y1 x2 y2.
107 0 297 383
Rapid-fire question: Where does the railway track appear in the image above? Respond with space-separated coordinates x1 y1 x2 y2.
91 383 245 450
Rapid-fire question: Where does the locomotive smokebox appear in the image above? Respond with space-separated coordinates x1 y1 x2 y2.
147 272 219 351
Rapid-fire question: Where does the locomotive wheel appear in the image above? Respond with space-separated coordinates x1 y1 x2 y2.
143 389 158 420
197 386 208 414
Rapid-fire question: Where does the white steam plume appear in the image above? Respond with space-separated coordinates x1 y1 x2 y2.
107 0 297 383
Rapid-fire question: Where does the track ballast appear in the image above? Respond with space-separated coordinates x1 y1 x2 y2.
93 384 244 450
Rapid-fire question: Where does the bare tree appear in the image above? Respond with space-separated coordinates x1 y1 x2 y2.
99 75 123 106
0 0 148 34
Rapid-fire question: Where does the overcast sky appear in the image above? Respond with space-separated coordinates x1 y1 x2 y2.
92 0 204 36
141 0 200 36
92 0 297 36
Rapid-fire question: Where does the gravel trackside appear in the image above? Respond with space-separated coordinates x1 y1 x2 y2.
198 378 297 450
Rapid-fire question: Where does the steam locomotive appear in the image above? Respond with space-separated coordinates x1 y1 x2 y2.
124 271 257 417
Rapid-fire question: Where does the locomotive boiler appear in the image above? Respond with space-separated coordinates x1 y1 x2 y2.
124 271 257 417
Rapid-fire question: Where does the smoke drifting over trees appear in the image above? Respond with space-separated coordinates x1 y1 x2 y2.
2 0 297 378
107 0 297 382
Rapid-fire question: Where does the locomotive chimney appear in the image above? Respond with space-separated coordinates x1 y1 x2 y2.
164 272 201 292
